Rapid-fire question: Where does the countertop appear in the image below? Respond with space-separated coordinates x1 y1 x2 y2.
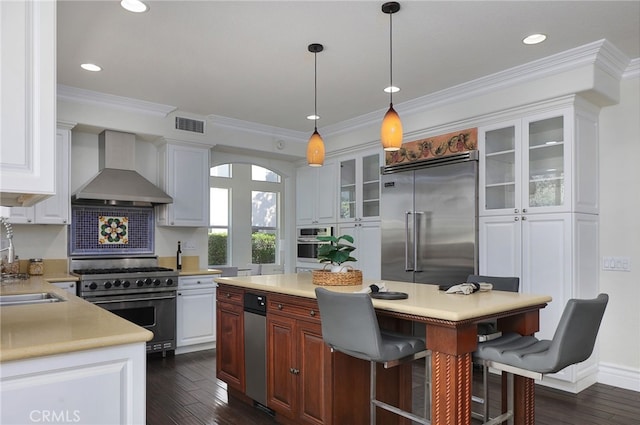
0 276 153 363
215 273 552 322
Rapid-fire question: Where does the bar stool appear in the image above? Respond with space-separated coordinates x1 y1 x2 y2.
314 287 431 425
467 274 520 422
474 293 608 425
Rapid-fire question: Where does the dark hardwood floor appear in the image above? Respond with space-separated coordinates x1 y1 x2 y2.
146 350 639 425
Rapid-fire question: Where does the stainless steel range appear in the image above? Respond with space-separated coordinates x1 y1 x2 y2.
71 256 178 355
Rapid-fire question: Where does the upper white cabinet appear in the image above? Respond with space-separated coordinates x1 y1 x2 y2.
156 141 210 227
338 221 381 280
6 125 73 225
338 151 381 223
0 1 56 207
296 160 336 225
479 99 599 217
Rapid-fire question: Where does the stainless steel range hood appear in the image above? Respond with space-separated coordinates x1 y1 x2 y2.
71 130 173 206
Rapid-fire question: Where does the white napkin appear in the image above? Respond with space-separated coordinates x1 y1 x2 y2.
445 282 493 295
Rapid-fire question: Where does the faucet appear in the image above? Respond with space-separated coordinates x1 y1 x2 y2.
0 217 15 264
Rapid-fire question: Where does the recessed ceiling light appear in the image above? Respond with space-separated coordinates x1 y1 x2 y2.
121 0 148 13
523 33 547 45
384 86 400 94
307 114 320 120
81 63 102 72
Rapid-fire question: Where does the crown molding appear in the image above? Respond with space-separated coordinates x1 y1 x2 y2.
207 114 308 144
623 58 640 79
57 85 177 117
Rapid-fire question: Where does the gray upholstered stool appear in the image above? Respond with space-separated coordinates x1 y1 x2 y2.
474 293 608 425
467 274 520 422
315 287 431 425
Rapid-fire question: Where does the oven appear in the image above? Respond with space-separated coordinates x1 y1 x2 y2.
71 257 178 356
297 226 333 263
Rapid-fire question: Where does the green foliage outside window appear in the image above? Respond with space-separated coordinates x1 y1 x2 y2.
208 233 227 265
252 232 276 264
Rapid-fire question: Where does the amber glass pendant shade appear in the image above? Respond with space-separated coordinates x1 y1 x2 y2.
381 104 402 151
306 129 325 167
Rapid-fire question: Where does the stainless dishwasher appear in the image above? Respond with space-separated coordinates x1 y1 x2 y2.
244 292 267 406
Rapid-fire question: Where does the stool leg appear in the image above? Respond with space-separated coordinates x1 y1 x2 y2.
370 361 376 425
482 363 489 421
425 354 431 420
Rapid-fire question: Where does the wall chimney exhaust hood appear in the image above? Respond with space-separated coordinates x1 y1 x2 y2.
71 130 173 206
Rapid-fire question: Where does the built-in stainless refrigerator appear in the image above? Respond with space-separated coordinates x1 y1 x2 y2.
381 151 478 286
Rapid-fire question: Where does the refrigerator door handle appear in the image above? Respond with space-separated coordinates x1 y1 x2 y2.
414 211 424 272
405 211 414 271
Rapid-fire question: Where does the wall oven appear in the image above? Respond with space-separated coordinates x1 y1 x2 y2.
297 226 333 263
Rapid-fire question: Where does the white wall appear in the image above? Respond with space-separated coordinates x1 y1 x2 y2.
597 76 640 390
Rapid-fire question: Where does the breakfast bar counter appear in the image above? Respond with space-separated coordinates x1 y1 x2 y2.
215 273 552 425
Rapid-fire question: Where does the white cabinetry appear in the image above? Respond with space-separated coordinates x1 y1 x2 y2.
478 98 600 392
50 281 77 295
176 274 219 354
0 0 56 207
296 161 336 225
156 142 210 227
338 151 381 222
6 125 73 224
1 343 147 425
338 221 381 280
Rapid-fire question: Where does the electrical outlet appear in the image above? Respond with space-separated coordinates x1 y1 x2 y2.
602 256 631 271
184 240 196 250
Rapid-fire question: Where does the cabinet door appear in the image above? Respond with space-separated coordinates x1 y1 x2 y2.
338 153 380 223
296 166 316 225
523 111 570 213
6 126 71 224
479 120 521 216
157 143 210 227
339 158 357 221
297 320 330 425
339 221 381 280
0 0 56 207
479 216 522 279
177 288 216 347
360 153 381 220
315 161 336 223
267 314 297 420
216 301 244 391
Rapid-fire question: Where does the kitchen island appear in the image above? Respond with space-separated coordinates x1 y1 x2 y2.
215 273 552 425
1 276 152 424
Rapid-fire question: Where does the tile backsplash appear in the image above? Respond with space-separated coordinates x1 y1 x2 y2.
69 205 154 256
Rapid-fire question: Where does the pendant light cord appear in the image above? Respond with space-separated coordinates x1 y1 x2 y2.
314 50 318 131
389 10 393 105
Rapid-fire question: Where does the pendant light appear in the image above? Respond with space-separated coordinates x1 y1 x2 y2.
306 43 325 167
381 2 403 151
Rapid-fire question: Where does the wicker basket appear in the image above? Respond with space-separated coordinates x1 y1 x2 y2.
312 266 363 286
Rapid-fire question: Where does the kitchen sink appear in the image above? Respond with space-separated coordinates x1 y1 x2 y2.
0 292 65 306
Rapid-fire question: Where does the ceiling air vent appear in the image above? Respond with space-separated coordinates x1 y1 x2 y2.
175 117 205 134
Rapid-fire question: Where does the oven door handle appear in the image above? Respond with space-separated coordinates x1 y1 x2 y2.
91 294 176 304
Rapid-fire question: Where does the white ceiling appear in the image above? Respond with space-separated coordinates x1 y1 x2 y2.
57 1 640 134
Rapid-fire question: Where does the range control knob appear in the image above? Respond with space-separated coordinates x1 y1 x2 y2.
123 280 131 288
144 278 152 286
153 279 161 286
104 281 112 289
166 278 174 286
89 282 98 290
136 279 144 287
113 279 122 287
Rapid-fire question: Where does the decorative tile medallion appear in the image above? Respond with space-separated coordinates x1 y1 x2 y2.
98 216 129 245
385 128 478 165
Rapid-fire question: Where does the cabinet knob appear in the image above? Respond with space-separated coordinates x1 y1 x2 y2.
309 310 316 317
226 293 231 298
514 217 519 221
522 208 527 213
514 209 519 214
178 292 182 296
197 281 201 284
522 216 527 221
278 304 283 310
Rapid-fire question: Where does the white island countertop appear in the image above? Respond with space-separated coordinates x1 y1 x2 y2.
215 273 552 323
0 277 153 362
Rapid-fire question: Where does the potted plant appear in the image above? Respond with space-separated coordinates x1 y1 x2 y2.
316 234 357 272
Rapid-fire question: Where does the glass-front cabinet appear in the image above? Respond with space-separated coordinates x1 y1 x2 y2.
339 152 380 222
480 109 570 216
